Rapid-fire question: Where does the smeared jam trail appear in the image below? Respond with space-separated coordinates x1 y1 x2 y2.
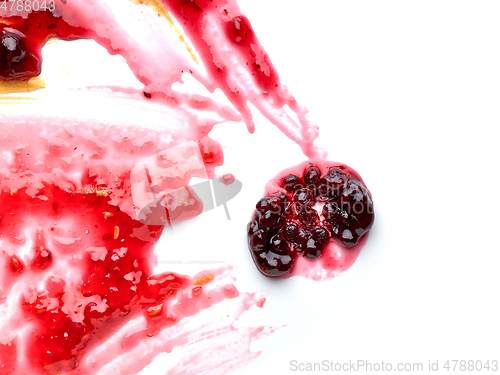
1 0 321 156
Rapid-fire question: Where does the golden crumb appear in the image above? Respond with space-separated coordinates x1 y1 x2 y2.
146 304 163 317
0 76 46 94
113 226 120 240
192 274 215 285
81 185 110 197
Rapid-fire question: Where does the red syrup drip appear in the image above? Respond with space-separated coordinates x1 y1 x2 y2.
158 0 320 155
163 0 279 113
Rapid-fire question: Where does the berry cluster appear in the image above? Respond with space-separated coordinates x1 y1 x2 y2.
247 164 374 277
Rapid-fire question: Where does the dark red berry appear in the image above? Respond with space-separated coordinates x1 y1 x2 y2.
322 201 340 223
322 179 374 247
250 230 267 251
327 223 340 237
304 244 320 259
254 250 294 277
0 27 40 80
303 166 321 187
256 194 285 215
284 202 300 217
303 226 330 259
338 204 351 226
274 193 289 214
283 223 299 243
328 169 348 196
258 210 282 231
293 188 315 208
339 228 356 246
297 227 311 248
247 219 259 235
313 226 330 247
269 234 289 256
297 206 320 227
256 197 270 212
317 170 346 200
340 181 373 223
283 174 304 193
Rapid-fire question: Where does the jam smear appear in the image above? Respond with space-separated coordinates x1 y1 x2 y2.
0 117 247 374
6 187 189 372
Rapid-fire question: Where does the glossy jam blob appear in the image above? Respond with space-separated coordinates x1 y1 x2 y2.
247 159 374 279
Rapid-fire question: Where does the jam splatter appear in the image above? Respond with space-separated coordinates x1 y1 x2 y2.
0 117 268 374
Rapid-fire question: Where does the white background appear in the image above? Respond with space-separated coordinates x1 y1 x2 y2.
9 0 500 374
230 1 500 374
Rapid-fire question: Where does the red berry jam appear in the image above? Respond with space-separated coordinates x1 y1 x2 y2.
247 159 374 279
0 0 369 373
